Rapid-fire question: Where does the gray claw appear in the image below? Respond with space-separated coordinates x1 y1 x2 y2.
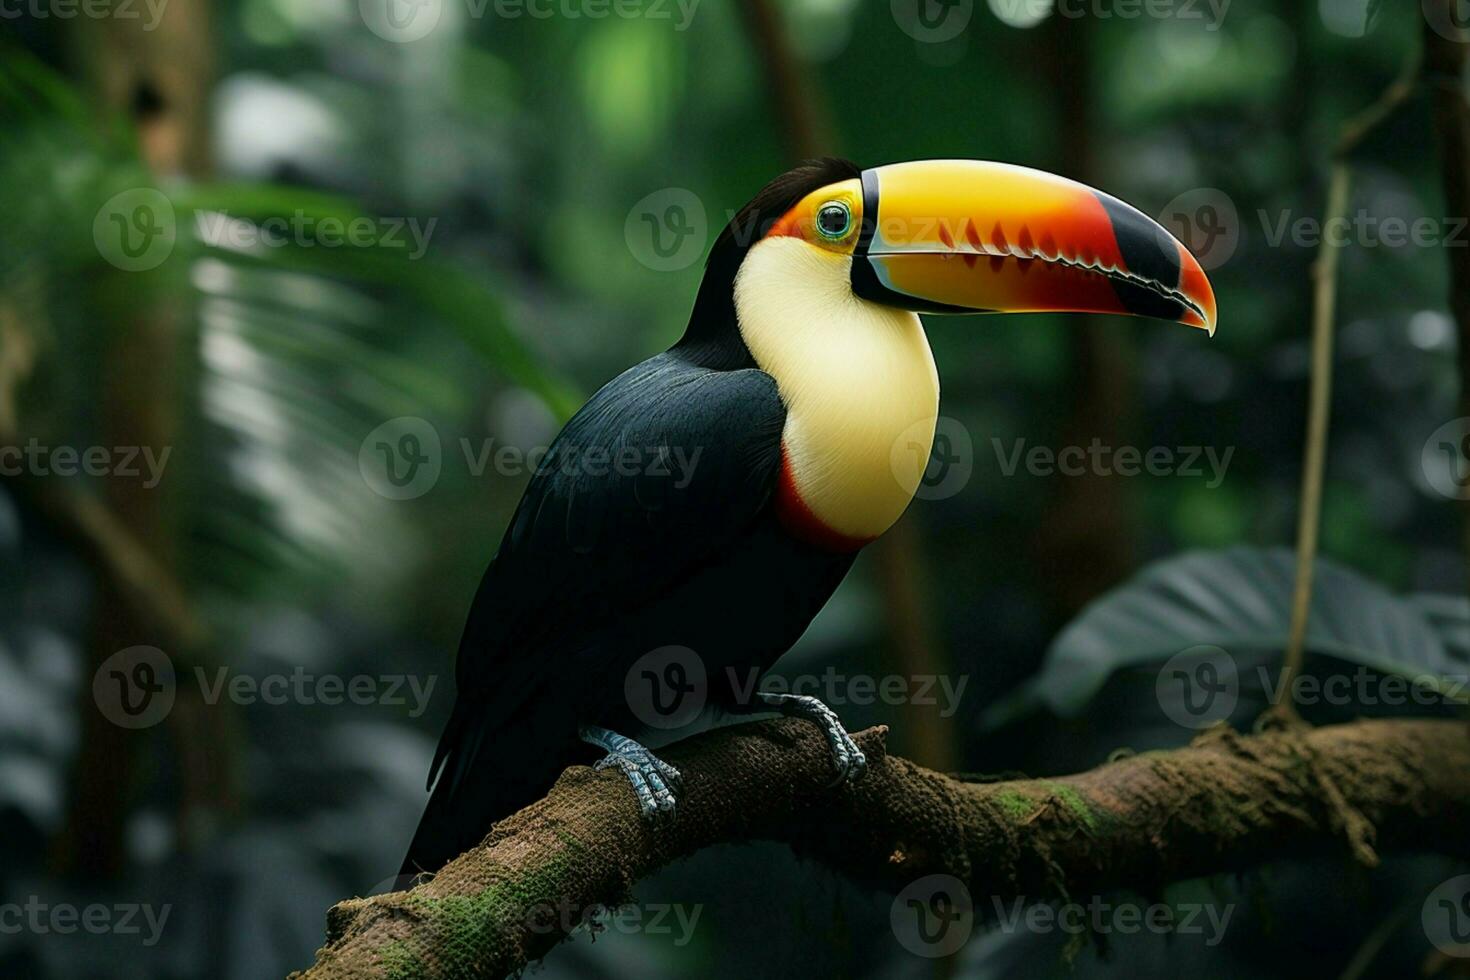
755 693 866 787
828 727 868 785
583 726 680 818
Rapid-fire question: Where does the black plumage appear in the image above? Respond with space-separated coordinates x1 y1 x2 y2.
402 159 863 875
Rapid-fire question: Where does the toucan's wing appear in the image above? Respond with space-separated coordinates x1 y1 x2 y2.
432 353 785 784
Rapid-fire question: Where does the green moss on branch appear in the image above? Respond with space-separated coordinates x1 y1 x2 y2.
292 717 1470 980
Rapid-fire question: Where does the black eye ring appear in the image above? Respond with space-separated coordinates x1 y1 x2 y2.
815 201 852 240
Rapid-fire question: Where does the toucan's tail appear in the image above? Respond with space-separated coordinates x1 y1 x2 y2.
400 702 578 878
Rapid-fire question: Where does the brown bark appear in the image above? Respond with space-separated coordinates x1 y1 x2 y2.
54 0 228 877
292 716 1470 980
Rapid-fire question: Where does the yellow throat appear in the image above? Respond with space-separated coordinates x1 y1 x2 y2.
734 236 940 548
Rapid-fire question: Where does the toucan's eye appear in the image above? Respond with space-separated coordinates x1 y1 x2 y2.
815 201 851 239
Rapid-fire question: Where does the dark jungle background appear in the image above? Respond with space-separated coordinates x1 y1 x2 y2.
4 0 1470 977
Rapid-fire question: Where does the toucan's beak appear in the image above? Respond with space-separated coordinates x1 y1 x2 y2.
851 160 1216 335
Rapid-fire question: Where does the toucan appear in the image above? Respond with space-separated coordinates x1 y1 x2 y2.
401 158 1216 876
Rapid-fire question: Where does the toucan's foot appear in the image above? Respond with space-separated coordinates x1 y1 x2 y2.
579 725 681 817
755 692 867 786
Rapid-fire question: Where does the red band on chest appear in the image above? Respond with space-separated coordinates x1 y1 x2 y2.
774 448 874 554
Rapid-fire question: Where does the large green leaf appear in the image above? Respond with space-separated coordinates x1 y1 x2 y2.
987 546 1469 724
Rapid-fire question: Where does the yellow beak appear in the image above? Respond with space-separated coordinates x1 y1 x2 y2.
851 160 1216 335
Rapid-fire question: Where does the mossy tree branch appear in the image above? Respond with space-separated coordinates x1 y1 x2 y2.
293 716 1470 979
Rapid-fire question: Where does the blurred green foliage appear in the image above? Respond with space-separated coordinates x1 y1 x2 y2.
3 0 1469 977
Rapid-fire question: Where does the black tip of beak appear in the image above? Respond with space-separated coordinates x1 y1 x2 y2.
1093 192 1191 323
